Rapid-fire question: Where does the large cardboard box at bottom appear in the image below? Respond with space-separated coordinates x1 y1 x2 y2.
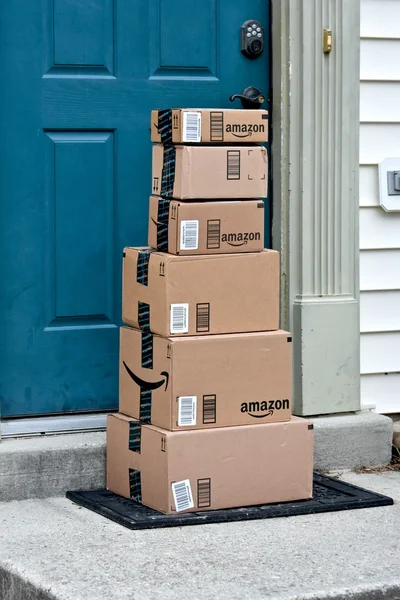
123 247 279 336
107 414 314 514
120 327 292 430
152 144 267 200
148 196 265 255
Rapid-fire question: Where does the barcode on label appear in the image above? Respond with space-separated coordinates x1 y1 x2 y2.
180 220 199 251
197 478 211 508
170 303 189 334
210 111 224 141
172 479 194 512
183 111 201 143
207 219 221 249
196 303 210 333
203 394 217 424
178 396 197 426
227 150 241 180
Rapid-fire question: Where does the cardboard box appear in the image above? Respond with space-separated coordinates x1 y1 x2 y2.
122 247 279 336
148 196 265 255
152 144 267 200
151 108 269 144
119 327 292 430
107 413 314 514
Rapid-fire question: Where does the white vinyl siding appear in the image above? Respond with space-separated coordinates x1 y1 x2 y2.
361 291 400 332
360 0 400 413
360 250 400 290
360 0 400 38
360 210 400 250
361 374 400 413
361 332 400 374
360 41 400 81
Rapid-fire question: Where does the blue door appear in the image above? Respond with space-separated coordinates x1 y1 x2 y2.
0 0 270 417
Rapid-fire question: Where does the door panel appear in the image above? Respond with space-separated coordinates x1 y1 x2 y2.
0 0 270 417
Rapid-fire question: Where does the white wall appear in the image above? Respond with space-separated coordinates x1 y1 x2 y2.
360 0 400 413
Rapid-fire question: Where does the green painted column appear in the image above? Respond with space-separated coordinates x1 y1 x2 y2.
271 0 361 416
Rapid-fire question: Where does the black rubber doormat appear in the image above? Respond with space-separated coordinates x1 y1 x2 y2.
66 473 393 531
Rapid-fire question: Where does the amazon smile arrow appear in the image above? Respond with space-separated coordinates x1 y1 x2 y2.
123 362 169 392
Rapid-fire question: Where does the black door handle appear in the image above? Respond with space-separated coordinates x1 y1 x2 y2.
230 86 265 109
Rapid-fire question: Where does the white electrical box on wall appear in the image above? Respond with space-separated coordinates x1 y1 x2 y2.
379 158 400 212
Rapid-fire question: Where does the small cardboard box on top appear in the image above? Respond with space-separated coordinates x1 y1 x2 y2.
122 247 279 337
107 413 314 514
152 144 267 200
119 326 292 430
148 196 265 255
151 108 269 144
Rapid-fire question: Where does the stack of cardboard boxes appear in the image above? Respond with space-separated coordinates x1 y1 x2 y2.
107 109 314 514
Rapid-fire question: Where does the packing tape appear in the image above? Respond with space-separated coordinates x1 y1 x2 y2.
136 249 154 286
139 389 152 423
161 146 176 198
157 109 173 144
138 301 150 332
135 254 158 424
123 361 153 423
138 302 153 373
128 421 142 453
156 198 170 252
141 333 153 371
129 468 142 503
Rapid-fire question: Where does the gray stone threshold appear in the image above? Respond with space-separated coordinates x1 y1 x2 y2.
0 413 107 438
0 412 393 503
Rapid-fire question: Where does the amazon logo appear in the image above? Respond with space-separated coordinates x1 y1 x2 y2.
221 232 261 247
241 399 290 419
123 361 169 391
226 123 265 138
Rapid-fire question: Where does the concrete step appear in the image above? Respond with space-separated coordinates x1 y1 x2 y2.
0 412 393 502
0 432 105 503
0 472 399 600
